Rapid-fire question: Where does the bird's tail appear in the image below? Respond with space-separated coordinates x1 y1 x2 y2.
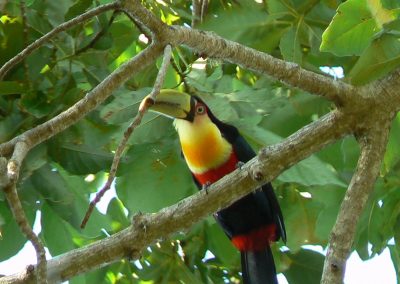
241 246 278 284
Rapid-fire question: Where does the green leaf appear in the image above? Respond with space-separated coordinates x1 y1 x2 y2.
65 0 93 21
206 223 239 267
388 245 400 282
19 91 53 118
48 142 113 175
41 203 76 255
283 249 324 284
308 186 345 240
349 32 400 85
56 166 112 236
0 111 24 142
0 81 24 95
280 188 322 250
31 164 82 229
21 143 48 179
99 88 150 124
279 156 347 187
199 3 269 44
369 188 400 255
321 0 377 56
0 201 35 260
0 16 24 67
236 118 346 187
117 138 195 213
382 0 400 9
280 25 302 64
106 197 129 231
26 9 53 34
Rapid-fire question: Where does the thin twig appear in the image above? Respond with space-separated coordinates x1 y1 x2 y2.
19 0 31 88
75 10 120 55
191 0 201 27
0 1 119 80
80 45 173 228
200 0 208 23
3 140 48 283
119 8 153 43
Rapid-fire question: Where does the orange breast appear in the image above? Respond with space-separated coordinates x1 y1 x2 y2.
180 133 232 173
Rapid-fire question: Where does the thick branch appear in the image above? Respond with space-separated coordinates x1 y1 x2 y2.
0 43 164 157
121 0 354 106
0 2 119 80
1 110 353 283
321 115 393 284
122 0 168 39
169 26 354 106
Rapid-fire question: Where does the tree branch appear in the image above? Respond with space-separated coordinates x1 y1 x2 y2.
2 140 47 284
0 43 164 157
80 45 173 228
169 26 354 106
191 0 202 28
0 1 120 80
321 114 393 284
1 109 353 283
121 0 354 106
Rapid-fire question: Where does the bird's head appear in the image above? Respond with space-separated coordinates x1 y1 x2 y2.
140 89 210 123
141 89 234 173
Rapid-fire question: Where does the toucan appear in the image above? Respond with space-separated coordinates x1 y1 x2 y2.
142 89 286 284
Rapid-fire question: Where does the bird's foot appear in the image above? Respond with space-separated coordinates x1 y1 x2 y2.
236 161 245 170
202 181 211 194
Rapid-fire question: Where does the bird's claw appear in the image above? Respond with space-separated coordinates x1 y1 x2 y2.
236 161 245 170
202 181 211 194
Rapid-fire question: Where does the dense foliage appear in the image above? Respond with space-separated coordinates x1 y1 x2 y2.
1 0 400 283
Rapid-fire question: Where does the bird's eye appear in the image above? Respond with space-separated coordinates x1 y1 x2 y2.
196 104 206 115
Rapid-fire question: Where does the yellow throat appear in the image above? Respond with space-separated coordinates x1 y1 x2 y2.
173 115 232 174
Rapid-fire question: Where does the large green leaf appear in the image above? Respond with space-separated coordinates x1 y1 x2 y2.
206 222 239 267
0 15 24 67
279 188 322 250
279 156 347 187
117 137 195 213
384 113 400 171
48 142 113 175
199 3 270 45
41 203 76 256
283 249 325 284
308 186 345 240
236 118 346 188
106 197 130 231
0 81 24 95
280 25 302 64
65 0 93 21
99 88 150 124
388 244 400 282
320 0 377 56
349 32 400 85
0 201 36 260
31 164 82 229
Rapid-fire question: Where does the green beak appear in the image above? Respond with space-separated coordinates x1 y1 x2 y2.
143 89 194 120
